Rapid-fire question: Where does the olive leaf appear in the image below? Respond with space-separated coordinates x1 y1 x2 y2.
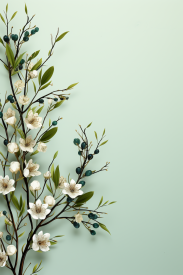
99 223 111 235
18 232 25 238
75 191 94 206
55 31 69 42
67 82 79 90
40 81 51 91
41 66 54 86
25 3 28 14
0 13 6 24
0 37 4 46
100 140 108 146
39 127 58 143
11 195 21 210
36 105 44 115
6 43 15 67
19 200 26 217
17 128 25 139
31 58 42 71
53 165 60 188
46 184 53 194
98 196 103 208
53 151 58 159
14 52 26 69
10 11 18 22
28 50 40 61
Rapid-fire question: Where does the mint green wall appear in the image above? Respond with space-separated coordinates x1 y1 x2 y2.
0 0 182 274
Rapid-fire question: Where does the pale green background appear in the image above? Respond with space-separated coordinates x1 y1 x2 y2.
0 0 182 274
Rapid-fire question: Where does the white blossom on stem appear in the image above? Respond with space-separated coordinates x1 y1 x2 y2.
19 136 36 152
37 142 47 152
9 161 20 174
74 213 83 223
19 95 29 105
0 176 15 195
44 196 55 207
3 108 16 125
23 159 41 178
0 249 8 267
62 179 83 199
14 80 25 92
24 110 42 129
27 199 51 219
32 231 51 252
7 245 17 256
7 142 19 154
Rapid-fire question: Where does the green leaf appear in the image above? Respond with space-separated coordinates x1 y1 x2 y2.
6 4 8 13
102 200 109 206
18 231 25 238
41 66 54 86
14 52 26 69
55 31 69 42
17 128 25 139
4 64 8 71
31 58 42 71
100 140 108 146
33 264 38 273
98 196 103 208
10 11 18 22
39 127 58 143
99 223 111 235
21 243 26 252
19 200 25 217
53 100 64 109
0 151 7 161
32 81 36 93
49 118 51 127
40 81 51 90
36 106 44 115
108 201 117 205
53 165 60 188
75 191 94 205
53 151 58 159
11 195 20 210
102 128 105 136
25 4 28 14
30 150 39 156
67 82 78 90
0 13 6 24
38 69 42 85
19 195 23 209
55 235 64 238
6 43 15 67
46 184 53 194
0 37 4 46
28 50 40 61
86 122 92 128
94 131 98 140
51 164 54 180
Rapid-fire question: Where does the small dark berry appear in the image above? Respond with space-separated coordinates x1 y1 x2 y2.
65 97 69 100
54 98 58 102
67 197 73 203
88 213 94 219
85 170 92 177
11 34 15 40
52 121 57 126
31 29 36 35
3 35 9 43
81 142 86 149
39 98 44 104
88 154 93 160
24 31 29 37
10 98 15 103
3 210 7 216
90 230 96 236
4 139 8 146
73 138 80 145
60 97 64 100
14 34 18 41
79 181 85 187
19 59 25 65
92 214 98 220
76 167 81 174
19 65 23 70
23 36 29 42
35 27 39 32
0 112 3 118
93 223 99 228
94 149 99 154
78 151 82 156
73 222 80 229
6 235 11 241
7 95 13 101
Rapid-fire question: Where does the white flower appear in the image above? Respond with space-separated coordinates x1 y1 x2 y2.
19 136 36 152
23 159 41 178
37 142 47 153
62 179 83 199
28 62 34 71
27 199 51 220
43 171 51 179
58 176 67 189
29 180 41 191
74 213 83 223
7 142 19 154
0 249 8 267
29 70 38 79
0 212 3 217
25 110 42 129
32 231 51 252
48 99 52 104
9 161 20 174
44 196 55 207
0 176 15 195
7 245 17 256
14 80 25 92
3 108 16 125
0 232 3 238
19 95 29 105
